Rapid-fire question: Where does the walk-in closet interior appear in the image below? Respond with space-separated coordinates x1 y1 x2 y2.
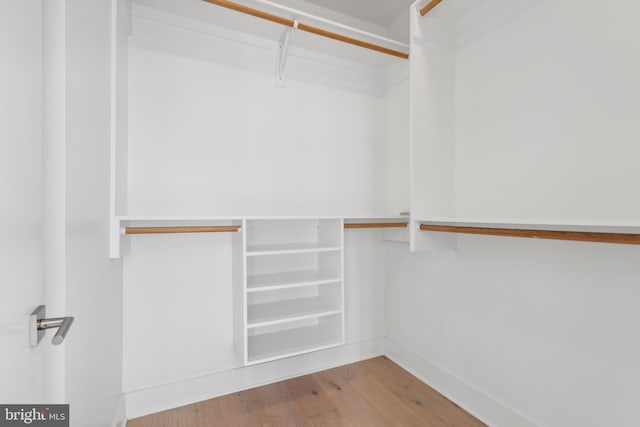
4 0 639 426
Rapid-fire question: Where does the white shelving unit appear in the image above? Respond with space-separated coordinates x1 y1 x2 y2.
112 0 410 381
237 218 345 365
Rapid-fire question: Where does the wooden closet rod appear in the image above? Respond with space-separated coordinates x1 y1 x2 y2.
345 222 408 229
419 224 640 245
420 0 442 17
202 0 410 59
125 226 241 235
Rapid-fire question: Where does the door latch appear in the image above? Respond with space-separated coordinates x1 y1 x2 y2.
30 305 74 347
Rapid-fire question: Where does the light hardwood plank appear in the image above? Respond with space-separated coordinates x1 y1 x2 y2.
363 357 486 427
247 382 311 427
127 356 486 427
308 408 351 427
348 373 434 427
280 374 340 420
311 365 397 427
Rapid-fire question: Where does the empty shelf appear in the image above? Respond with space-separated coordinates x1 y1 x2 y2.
247 324 342 364
247 297 341 328
247 270 341 292
246 243 342 256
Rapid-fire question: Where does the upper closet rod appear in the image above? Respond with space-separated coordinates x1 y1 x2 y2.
202 0 410 59
420 224 640 245
253 0 409 49
420 0 442 17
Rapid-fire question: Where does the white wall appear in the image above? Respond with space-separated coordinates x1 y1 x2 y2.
123 233 238 391
387 7 410 45
121 1 406 402
387 237 640 427
394 1 640 426
455 0 640 219
0 0 44 403
126 10 404 217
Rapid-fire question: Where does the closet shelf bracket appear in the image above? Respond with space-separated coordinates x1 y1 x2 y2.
276 24 295 87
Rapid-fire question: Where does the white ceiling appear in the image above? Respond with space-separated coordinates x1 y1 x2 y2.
299 0 416 27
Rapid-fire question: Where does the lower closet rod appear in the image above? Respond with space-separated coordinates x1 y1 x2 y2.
419 224 640 245
344 222 408 229
124 226 241 235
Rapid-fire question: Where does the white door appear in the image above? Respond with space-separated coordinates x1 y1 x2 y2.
1 1 124 426
0 0 46 403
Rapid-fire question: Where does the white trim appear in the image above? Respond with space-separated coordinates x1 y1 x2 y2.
384 337 540 427
109 0 120 259
110 395 127 427
42 0 67 403
118 0 132 35
118 215 408 221
125 337 385 420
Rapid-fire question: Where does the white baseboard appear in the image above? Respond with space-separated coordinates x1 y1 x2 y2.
125 337 385 420
110 395 127 427
384 337 539 427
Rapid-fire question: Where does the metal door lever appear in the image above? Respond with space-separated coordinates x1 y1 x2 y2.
30 305 74 346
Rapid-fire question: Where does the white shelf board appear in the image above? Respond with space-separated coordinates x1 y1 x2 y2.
247 324 342 364
247 297 341 328
246 243 342 256
247 270 341 292
343 215 409 221
118 215 244 221
118 215 408 221
417 217 640 233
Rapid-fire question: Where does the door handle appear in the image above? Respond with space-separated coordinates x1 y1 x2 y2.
30 305 74 346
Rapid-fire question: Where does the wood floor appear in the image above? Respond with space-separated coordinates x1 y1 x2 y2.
127 356 486 427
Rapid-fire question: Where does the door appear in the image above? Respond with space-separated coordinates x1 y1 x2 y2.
1 1 124 426
0 0 46 403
